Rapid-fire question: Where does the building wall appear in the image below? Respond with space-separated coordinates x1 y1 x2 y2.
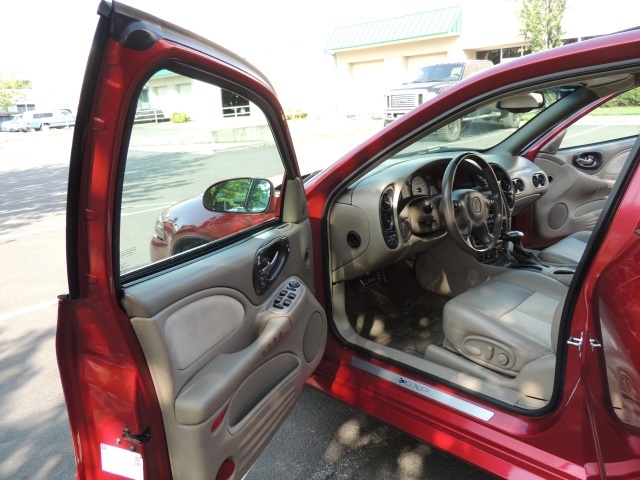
143 71 268 129
146 73 222 122
328 0 638 117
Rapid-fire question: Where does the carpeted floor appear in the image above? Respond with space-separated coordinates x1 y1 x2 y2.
345 262 450 358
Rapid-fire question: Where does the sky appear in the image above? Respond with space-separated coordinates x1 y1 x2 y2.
2 0 638 112
1 0 450 111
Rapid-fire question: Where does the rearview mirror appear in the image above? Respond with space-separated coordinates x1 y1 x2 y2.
203 178 273 213
497 93 544 112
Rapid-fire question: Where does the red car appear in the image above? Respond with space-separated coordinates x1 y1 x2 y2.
58 2 640 479
150 178 281 261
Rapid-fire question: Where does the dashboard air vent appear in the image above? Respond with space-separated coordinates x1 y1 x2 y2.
379 186 398 249
512 178 525 194
532 173 546 188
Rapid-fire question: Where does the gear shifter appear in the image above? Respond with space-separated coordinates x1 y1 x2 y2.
500 231 543 266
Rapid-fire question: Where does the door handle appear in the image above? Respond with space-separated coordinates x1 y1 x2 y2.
260 251 280 277
576 157 595 168
573 151 603 170
253 236 290 295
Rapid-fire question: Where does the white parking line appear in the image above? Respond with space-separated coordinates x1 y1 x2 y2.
0 299 58 321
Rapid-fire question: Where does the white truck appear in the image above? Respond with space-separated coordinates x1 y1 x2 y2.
383 60 522 141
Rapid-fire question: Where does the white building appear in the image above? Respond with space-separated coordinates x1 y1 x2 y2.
323 0 639 117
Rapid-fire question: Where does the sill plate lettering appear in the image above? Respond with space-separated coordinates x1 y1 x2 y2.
351 357 494 421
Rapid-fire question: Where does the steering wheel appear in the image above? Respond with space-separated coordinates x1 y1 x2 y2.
441 152 504 255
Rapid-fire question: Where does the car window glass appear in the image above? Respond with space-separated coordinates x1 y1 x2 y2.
383 86 573 162
119 69 285 276
559 86 640 149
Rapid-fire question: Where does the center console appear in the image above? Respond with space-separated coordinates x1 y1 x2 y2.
476 230 576 286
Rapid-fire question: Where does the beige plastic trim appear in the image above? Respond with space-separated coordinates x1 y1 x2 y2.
414 237 505 297
126 218 326 480
132 278 327 480
532 138 633 242
282 177 308 224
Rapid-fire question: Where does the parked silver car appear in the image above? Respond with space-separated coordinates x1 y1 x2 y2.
0 113 31 132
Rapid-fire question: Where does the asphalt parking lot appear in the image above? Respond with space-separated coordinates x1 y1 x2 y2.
0 125 498 479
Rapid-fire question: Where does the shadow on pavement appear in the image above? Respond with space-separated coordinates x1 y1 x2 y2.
247 386 497 480
0 165 69 234
0 324 75 479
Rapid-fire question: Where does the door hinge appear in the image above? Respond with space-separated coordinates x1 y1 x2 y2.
567 332 584 356
122 427 151 445
567 332 603 356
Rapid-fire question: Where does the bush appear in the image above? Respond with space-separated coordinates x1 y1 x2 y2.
171 112 190 123
602 88 640 108
285 109 308 120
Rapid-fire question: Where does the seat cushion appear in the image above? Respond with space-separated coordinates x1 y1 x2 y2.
442 270 568 374
538 230 591 265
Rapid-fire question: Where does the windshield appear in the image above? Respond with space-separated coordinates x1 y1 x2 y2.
389 86 577 159
413 64 464 83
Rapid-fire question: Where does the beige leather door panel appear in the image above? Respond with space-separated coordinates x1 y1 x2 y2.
123 221 327 480
532 137 634 241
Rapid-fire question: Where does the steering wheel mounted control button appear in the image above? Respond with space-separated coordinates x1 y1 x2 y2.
268 278 304 313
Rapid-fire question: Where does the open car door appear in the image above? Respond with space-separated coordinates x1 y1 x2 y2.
57 2 326 479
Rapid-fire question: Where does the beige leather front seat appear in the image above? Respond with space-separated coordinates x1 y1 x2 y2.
442 270 568 376
538 230 591 265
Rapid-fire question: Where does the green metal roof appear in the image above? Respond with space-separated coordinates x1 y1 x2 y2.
325 6 462 52
152 69 176 78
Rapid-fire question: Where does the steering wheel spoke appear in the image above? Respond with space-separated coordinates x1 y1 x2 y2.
471 221 492 247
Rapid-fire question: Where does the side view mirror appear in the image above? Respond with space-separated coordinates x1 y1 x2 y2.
497 93 544 112
203 178 273 213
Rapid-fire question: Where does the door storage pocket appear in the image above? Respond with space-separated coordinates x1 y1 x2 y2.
228 353 300 430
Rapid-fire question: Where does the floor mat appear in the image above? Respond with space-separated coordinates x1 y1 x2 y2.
345 263 450 358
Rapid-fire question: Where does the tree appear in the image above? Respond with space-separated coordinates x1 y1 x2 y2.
0 78 31 111
517 0 567 52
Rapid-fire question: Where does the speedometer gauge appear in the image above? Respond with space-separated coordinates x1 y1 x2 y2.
411 176 428 195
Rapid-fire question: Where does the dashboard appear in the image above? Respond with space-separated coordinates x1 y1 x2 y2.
329 153 549 283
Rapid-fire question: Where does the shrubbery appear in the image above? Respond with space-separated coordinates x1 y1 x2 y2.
285 109 308 120
601 89 640 108
171 112 190 123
